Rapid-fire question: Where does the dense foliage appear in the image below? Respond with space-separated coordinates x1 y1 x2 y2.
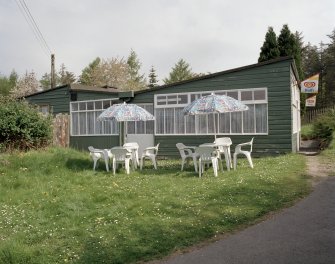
313 109 335 148
0 97 52 151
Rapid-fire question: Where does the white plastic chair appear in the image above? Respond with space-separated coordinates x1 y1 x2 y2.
233 137 254 170
140 143 160 170
123 142 139 169
110 147 132 175
195 146 219 177
176 143 199 172
214 137 233 171
88 146 111 171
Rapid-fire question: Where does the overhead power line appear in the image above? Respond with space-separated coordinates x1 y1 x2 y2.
14 0 52 57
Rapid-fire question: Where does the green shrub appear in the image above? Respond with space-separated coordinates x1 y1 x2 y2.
0 97 52 152
312 109 335 148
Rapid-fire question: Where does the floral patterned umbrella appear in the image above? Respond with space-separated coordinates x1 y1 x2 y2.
97 102 154 122
183 93 248 139
98 102 154 144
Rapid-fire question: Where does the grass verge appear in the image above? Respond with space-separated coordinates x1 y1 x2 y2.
0 148 310 263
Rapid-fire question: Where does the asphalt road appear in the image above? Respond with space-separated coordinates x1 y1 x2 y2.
158 177 335 264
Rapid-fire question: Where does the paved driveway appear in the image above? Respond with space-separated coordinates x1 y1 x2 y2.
158 177 335 264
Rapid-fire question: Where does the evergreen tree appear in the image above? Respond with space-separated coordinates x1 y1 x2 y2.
323 30 335 106
148 65 158 88
79 57 101 85
58 63 76 85
40 73 51 90
126 49 146 90
163 59 194 84
258 27 280 62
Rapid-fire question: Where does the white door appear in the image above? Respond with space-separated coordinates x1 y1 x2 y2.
126 134 154 155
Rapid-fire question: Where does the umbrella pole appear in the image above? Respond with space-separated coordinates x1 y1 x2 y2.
214 113 217 141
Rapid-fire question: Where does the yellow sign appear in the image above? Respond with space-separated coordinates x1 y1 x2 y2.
301 74 319 93
306 95 317 107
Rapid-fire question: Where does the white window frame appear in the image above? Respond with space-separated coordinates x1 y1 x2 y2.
70 98 119 136
154 88 268 135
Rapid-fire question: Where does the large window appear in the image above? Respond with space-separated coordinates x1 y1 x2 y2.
154 89 268 135
70 100 154 136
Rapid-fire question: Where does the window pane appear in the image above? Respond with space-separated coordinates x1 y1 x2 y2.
87 112 95 134
219 113 230 133
157 96 166 105
127 121 135 134
87 102 94 110
175 108 185 134
137 121 145 134
190 94 197 102
241 91 253 101
165 108 174 133
197 115 207 134
111 120 118 134
254 90 266 100
95 101 102 110
231 112 242 133
227 91 238 99
103 121 111 134
255 104 268 133
155 109 164 134
95 111 103 134
207 114 216 134
71 113 79 135
146 121 154 134
243 104 255 133
79 102 86 111
103 101 110 109
79 112 86 134
185 115 195 134
72 103 78 111
167 95 177 105
178 94 188 104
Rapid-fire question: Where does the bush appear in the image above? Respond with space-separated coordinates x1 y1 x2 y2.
312 109 335 148
0 97 52 152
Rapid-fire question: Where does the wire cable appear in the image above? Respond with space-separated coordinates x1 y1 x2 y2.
13 0 52 57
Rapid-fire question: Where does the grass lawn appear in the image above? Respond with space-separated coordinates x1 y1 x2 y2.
0 148 310 264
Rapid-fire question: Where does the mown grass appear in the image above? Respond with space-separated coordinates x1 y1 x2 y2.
0 148 310 264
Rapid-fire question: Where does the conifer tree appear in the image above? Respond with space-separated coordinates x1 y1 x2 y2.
258 27 280 62
163 59 194 84
148 66 158 88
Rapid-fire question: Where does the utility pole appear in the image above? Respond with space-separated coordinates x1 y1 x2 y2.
51 54 55 88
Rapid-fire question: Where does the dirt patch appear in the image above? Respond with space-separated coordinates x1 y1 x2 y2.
306 155 334 186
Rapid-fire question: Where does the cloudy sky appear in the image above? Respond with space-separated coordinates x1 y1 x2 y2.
0 0 334 83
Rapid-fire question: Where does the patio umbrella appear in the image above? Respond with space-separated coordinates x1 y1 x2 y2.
182 93 248 140
97 102 155 145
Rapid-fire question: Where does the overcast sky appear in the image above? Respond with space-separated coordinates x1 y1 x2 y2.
0 0 334 84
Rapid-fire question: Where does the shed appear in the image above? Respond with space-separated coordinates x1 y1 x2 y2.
26 56 301 156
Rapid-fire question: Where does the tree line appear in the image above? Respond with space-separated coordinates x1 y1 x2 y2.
1 26 334 109
0 49 197 98
258 25 335 109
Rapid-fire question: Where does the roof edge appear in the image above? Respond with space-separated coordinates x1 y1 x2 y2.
136 56 295 95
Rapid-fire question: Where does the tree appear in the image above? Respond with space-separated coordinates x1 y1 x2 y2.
0 70 18 95
79 57 101 85
258 27 280 62
323 30 335 106
58 63 76 85
148 65 158 88
127 49 146 90
11 71 40 98
163 59 195 84
40 73 51 90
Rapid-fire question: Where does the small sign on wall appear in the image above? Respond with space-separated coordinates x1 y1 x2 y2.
306 95 317 107
301 74 319 93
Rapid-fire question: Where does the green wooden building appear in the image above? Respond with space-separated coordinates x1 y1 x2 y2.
25 56 301 157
